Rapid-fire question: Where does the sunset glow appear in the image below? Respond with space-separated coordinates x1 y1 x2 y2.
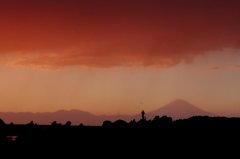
1 0 240 121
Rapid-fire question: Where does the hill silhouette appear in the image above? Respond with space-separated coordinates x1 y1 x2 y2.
1 112 240 158
0 114 240 151
0 99 217 126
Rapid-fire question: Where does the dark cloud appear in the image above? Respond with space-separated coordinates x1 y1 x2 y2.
1 0 240 69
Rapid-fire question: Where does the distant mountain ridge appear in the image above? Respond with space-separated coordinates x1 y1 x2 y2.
0 99 217 126
0 109 134 126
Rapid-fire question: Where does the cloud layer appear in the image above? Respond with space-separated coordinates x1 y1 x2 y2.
1 0 240 69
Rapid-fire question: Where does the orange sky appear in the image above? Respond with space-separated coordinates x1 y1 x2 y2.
0 0 240 117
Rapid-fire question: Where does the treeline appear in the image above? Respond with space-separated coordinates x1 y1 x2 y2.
1 115 240 146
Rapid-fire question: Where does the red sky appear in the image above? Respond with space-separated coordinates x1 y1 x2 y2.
0 0 240 118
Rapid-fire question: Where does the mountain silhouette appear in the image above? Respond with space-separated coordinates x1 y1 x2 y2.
0 109 134 126
146 99 217 120
0 99 217 125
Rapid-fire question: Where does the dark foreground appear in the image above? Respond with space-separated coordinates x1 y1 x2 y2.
0 115 240 156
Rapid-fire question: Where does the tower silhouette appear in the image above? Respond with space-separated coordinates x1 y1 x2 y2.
141 110 146 120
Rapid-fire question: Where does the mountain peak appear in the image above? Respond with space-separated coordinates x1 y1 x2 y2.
169 99 191 105
147 99 216 120
166 99 200 110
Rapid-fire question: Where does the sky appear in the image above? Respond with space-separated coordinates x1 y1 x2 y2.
0 0 240 117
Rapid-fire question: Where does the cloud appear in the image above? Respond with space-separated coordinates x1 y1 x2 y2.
206 65 240 71
1 0 240 69
207 66 221 70
226 65 240 70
